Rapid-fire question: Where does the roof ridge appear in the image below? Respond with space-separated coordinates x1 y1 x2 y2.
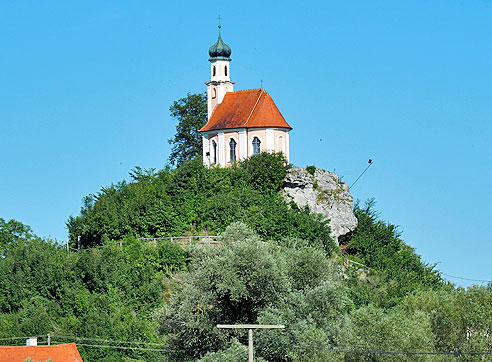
244 89 265 127
0 343 77 349
230 88 263 94
199 87 291 132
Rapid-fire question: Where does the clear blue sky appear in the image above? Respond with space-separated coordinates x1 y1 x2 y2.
1 1 490 287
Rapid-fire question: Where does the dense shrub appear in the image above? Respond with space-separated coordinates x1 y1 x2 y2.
341 199 444 307
157 223 350 362
67 154 334 253
0 223 186 362
306 165 316 176
236 152 291 192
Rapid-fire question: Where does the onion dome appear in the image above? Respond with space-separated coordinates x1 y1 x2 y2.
208 25 231 61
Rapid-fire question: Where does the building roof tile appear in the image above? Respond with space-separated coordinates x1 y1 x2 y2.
0 343 83 362
199 89 292 132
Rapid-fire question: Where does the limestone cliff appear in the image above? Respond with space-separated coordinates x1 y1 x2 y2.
281 167 358 243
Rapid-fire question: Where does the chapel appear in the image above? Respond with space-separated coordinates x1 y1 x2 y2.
199 25 292 167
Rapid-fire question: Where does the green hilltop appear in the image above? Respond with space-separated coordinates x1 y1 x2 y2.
1 153 492 361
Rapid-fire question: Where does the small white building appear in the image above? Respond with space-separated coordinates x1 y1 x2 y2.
200 26 292 167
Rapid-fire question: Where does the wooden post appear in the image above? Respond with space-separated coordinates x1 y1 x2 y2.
217 324 285 362
248 328 253 362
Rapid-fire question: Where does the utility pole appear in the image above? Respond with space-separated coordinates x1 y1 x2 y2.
217 324 285 362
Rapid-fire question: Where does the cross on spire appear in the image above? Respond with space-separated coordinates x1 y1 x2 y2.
217 15 222 29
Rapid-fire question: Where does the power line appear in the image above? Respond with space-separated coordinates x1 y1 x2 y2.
226 330 492 356
52 335 166 347
441 273 492 283
296 345 492 356
3 335 492 356
66 343 166 353
0 337 30 341
349 159 373 190
261 336 492 355
59 335 492 357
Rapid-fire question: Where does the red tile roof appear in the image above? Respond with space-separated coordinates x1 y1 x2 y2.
0 343 83 362
199 88 292 132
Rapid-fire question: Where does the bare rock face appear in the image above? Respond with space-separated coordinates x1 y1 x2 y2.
281 167 358 243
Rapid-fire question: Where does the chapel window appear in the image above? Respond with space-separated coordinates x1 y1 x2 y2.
212 140 217 164
213 65 216 76
229 138 237 162
252 137 261 155
278 135 285 153
225 65 228 76
212 88 217 99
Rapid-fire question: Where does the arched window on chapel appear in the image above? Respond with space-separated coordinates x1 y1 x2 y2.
252 137 261 155
277 135 285 154
229 138 237 162
212 140 217 164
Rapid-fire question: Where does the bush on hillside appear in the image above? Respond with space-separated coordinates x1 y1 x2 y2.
236 152 291 193
341 199 444 307
0 224 186 362
67 155 334 252
156 222 351 361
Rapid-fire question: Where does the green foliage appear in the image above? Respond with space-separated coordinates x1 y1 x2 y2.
0 217 34 253
305 165 316 176
199 338 268 362
403 286 492 356
342 199 444 307
346 304 436 362
168 93 207 166
0 237 68 314
3 204 492 361
67 155 334 253
5 144 484 361
0 222 186 362
157 223 350 361
236 152 291 193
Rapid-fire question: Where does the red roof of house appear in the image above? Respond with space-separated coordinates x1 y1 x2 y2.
199 88 292 132
0 343 83 362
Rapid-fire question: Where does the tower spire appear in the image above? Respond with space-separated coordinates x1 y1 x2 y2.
206 20 234 120
208 19 231 61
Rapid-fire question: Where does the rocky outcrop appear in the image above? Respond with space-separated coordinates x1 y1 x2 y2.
281 167 358 243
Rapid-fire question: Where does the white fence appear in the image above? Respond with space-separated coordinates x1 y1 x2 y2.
137 236 221 247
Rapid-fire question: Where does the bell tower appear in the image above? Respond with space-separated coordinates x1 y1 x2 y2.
206 21 234 119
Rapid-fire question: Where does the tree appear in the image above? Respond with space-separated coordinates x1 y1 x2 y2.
341 199 444 307
403 286 492 357
156 222 350 361
67 157 333 251
0 231 184 361
237 152 291 193
168 93 207 166
0 218 34 253
346 305 436 362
